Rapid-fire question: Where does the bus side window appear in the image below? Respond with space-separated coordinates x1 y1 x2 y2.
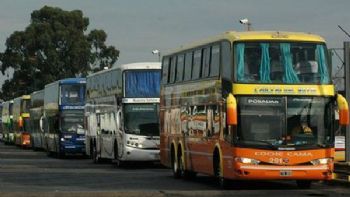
221 41 232 81
202 47 211 78
184 51 193 81
176 54 185 82
162 57 170 84
169 56 177 83
192 49 202 80
210 44 220 77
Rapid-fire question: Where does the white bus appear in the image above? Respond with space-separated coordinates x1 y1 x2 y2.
85 62 161 166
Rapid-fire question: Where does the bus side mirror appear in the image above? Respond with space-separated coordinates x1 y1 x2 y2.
226 93 237 125
336 94 349 126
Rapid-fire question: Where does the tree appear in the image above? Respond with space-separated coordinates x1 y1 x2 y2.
0 6 119 100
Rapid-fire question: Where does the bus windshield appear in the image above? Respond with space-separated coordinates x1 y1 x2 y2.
236 96 334 149
124 70 161 98
60 84 85 105
124 104 159 136
60 110 84 133
234 42 330 84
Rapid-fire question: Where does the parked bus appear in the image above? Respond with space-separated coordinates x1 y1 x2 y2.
1 100 14 144
85 62 161 166
0 102 3 141
160 31 349 189
44 78 86 157
30 90 45 150
13 95 31 147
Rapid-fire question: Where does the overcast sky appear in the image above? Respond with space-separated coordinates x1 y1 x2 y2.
0 0 349 86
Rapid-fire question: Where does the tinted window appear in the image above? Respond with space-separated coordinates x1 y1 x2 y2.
221 42 232 80
169 56 177 83
202 47 211 77
176 54 185 82
211 44 220 77
162 57 169 84
61 84 85 105
192 49 202 79
184 52 193 81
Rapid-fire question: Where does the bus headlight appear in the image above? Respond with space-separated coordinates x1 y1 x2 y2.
126 141 143 149
60 138 65 142
310 158 333 165
235 157 260 165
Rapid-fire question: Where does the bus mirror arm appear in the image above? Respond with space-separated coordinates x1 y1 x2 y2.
226 93 237 126
336 94 349 126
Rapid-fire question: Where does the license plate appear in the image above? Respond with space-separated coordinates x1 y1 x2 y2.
280 170 292 176
65 145 76 149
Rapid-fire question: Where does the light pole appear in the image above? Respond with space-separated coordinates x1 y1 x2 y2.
152 49 161 62
239 18 252 31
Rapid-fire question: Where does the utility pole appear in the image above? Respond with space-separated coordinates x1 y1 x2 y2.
339 25 350 162
344 42 350 162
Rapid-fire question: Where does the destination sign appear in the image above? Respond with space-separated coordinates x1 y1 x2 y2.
122 98 160 103
232 84 335 96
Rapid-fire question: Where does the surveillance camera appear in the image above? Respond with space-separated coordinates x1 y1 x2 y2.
239 18 249 24
152 49 159 54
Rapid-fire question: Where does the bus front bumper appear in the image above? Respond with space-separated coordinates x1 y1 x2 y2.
60 143 85 154
232 164 333 180
122 146 160 162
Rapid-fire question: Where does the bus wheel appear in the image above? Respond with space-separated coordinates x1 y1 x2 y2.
114 141 124 167
213 151 230 189
58 151 65 159
177 147 185 177
171 146 181 178
184 170 197 180
296 180 312 189
92 144 100 163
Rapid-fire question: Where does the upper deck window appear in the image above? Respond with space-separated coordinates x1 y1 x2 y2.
192 49 202 80
125 70 161 98
60 84 85 105
234 42 330 84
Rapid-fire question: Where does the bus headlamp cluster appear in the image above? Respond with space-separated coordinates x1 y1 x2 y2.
310 158 333 165
235 157 260 165
60 135 72 142
126 140 143 148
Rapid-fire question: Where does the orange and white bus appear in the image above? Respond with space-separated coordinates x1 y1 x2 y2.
159 31 349 189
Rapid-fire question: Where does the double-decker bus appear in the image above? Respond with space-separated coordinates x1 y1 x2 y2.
44 78 86 157
13 95 31 147
1 100 14 144
85 62 161 166
30 90 45 150
160 31 349 189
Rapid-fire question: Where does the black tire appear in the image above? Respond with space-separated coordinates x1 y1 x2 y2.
92 143 100 163
114 141 124 167
296 180 312 189
171 147 181 179
177 148 185 177
214 151 230 189
183 170 197 180
46 145 52 157
58 147 65 159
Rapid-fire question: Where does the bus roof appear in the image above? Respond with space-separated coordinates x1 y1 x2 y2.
165 31 326 56
59 78 86 84
13 95 30 101
87 62 161 78
45 78 86 88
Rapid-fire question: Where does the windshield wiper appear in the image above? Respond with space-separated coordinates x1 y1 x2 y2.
240 140 277 148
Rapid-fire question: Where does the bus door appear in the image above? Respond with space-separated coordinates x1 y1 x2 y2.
100 113 114 158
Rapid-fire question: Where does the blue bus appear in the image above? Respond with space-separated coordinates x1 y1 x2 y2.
44 78 86 157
